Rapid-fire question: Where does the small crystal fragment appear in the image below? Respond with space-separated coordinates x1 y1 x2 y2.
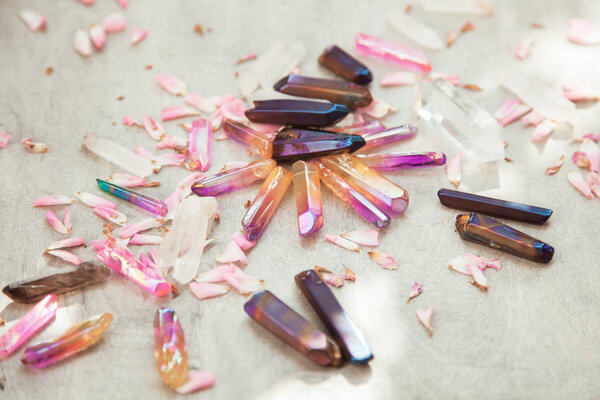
241 166 292 240
21 138 49 153
82 133 154 177
272 128 366 162
21 313 112 368
245 100 349 127
455 213 554 263
97 179 168 216
244 290 342 367
154 308 188 388
223 120 273 158
295 270 373 364
318 45 372 85
356 151 446 170
192 159 276 197
355 32 431 73
292 161 323 236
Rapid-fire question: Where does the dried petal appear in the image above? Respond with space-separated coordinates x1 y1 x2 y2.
531 119 557 143
101 12 126 33
142 116 166 141
545 155 564 176
340 230 379 247
131 28 147 46
468 264 488 291
89 24 106 50
78 0 96 5
21 138 49 153
19 10 46 32
493 99 532 126
567 18 600 45
63 207 72 233
579 139 600 172
322 272 344 288
156 152 187 167
387 12 444 50
189 282 230 300
222 266 264 295
568 171 594 199
368 250 399 270
93 205 128 226
408 282 423 301
161 106 200 122
324 233 360 252
129 234 162 245
521 110 545 126
232 231 256 250
155 74 187 96
587 172 600 197
33 195 75 207
462 83 482 92
45 210 69 234
215 240 248 265
174 371 217 394
82 133 154 177
46 250 83 266
515 38 534 59
358 98 394 119
108 173 159 188
184 92 217 113
156 135 187 149
446 151 462 187
76 192 116 209
344 267 356 281
0 131 11 148
562 82 599 102
380 72 419 87
46 237 86 252
447 252 502 274
416 306 434 337
572 151 590 169
119 218 164 238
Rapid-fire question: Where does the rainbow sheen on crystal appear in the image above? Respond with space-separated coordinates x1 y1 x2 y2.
188 118 212 172
292 161 323 236
223 120 273 159
97 179 168 216
21 313 112 368
355 32 431 73
319 44 373 85
154 308 188 388
272 128 366 162
245 100 349 127
356 151 446 170
192 159 276 197
358 124 418 153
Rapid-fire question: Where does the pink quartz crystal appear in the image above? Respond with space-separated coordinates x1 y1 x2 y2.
188 118 212 172
355 32 432 73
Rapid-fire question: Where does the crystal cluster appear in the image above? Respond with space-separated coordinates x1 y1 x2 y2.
97 179 168 216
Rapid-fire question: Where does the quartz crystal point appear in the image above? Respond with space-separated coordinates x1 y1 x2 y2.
244 290 343 367
192 159 276 197
188 118 212 172
455 213 554 263
438 188 552 224
245 100 349 127
272 128 366 162
97 179 168 216
321 153 409 214
96 239 172 296
223 120 273 159
328 120 386 135
295 270 372 364
357 151 446 170
242 166 292 240
273 75 373 110
313 161 390 228
82 133 154 177
318 45 373 85
0 294 58 358
2 263 111 303
21 313 112 368
355 32 432 73
292 161 323 236
154 308 188 388
358 124 418 152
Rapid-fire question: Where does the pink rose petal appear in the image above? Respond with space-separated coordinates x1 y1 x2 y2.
46 250 83 266
141 116 165 141
220 99 248 123
521 109 545 126
324 233 360 252
344 267 356 281
587 172 600 197
184 92 217 113
448 252 502 275
21 138 49 153
515 37 534 59
416 306 434 337
108 173 159 188
46 237 86 251
232 231 256 250
562 82 599 102
468 264 488 291
324 272 345 288
161 106 200 122
567 18 600 45
131 28 147 45
340 230 379 247
194 264 236 283
156 135 187 149
63 207 72 233
380 72 419 87
494 99 532 126
189 282 230 301
579 139 600 172
222 266 264 295
568 171 594 199
101 12 126 33
123 116 142 127
76 192 116 209
531 119 557 143
215 240 248 265
208 95 237 108
116 0 127 9
78 0 95 5
119 218 164 239
358 98 394 119
129 234 162 245
74 29 92 57
19 10 46 32
89 24 106 50
0 131 11 148
545 155 564 176
408 282 422 301
368 250 398 270
45 210 69 234
93 205 128 226
446 151 462 187
33 195 75 207
175 370 217 394
582 133 600 142
572 151 590 169
236 52 257 64
155 74 187 96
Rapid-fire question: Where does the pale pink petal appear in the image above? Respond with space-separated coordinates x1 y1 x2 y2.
89 24 106 50
380 72 419 87
582 133 600 142
195 264 236 283
579 139 600 172
21 138 49 153
448 252 502 274
78 0 95 5
33 195 75 207
155 74 187 96
416 306 434 337
134 146 155 160
101 12 126 33
63 207 72 233
494 99 532 126
232 231 256 250
129 234 162 245
368 250 399 270
222 267 264 295
161 106 200 122
408 282 423 301
74 29 92 57
340 230 379 247
515 37 534 59
46 237 86 251
90 239 108 250
177 171 205 197
569 171 594 198
46 250 83 266
155 153 187 167
108 173 159 188
545 155 564 176
587 172 600 197
358 98 394 119
131 28 147 45
324 272 345 288
572 151 590 169
116 0 127 9
209 111 225 131
344 267 356 281
175 370 217 394
189 282 230 300
76 192 117 209
156 135 187 149
567 18 600 45
93 205 128 225
521 109 545 126
562 82 599 102
19 10 46 32
324 233 360 252
220 161 249 171
468 264 488 291
207 95 237 108
531 119 557 143
0 131 11 148
446 151 462 187
220 99 248 123
215 240 248 265
429 72 461 86
142 116 166 141
119 218 164 238
184 92 217 113
236 52 257 64
45 210 69 234
123 116 142 127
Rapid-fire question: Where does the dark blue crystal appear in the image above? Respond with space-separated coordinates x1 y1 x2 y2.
245 100 349 127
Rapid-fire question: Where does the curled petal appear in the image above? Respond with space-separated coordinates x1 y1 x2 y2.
340 230 379 247
368 250 399 270
46 250 83 266
408 282 422 301
324 233 360 252
562 82 599 102
568 171 594 198
222 266 264 295
494 99 532 126
579 139 600 172
236 52 257 64
129 234 162 245
572 151 590 169
448 252 502 274
567 18 600 45
515 38 534 60
215 240 248 265
175 371 217 394
521 110 545 126
189 282 230 300
45 210 69 234
220 99 247 123
358 98 394 119
545 155 564 176
89 24 106 50
184 92 217 113
74 29 92 57
324 272 345 288
531 119 557 143
156 135 187 149
232 231 256 250
0 131 11 148
587 172 600 197
131 28 147 46
161 106 200 122
155 74 187 96
119 218 164 238
19 10 46 32
380 72 419 87
33 195 75 207
446 151 462 187
46 237 86 251
63 207 72 233
469 264 488 291
101 12 127 33
142 116 165 141
76 192 116 209
416 306 434 337
344 267 356 281
21 138 49 153
123 116 142 127
93 205 128 225
108 173 159 188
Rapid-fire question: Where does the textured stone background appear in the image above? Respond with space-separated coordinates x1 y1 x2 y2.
1 0 600 399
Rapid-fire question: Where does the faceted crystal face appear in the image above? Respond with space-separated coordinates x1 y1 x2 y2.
192 159 276 197
328 120 386 135
244 290 342 367
292 161 323 236
295 270 373 364
318 45 373 85
97 179 168 216
357 124 418 153
21 313 113 368
189 118 212 172
223 120 273 159
154 308 188 388
356 151 446 170
245 100 349 127
273 74 372 110
438 189 552 224
272 128 366 162
241 166 293 240
455 213 554 263
355 32 431 73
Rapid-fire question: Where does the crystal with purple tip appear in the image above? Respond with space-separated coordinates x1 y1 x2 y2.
357 124 418 153
272 128 366 162
97 179 168 216
356 151 446 170
245 100 349 127
319 45 373 85
192 159 276 197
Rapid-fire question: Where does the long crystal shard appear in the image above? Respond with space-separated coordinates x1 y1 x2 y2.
321 153 409 214
2 263 111 303
192 159 276 197
273 75 372 110
0 294 58 358
292 161 323 236
245 100 349 127
244 290 342 367
272 128 366 162
82 133 154 177
295 270 372 364
188 118 212 172
313 161 390 228
358 124 418 152
438 189 553 224
154 308 188 388
223 120 273 159
455 213 554 263
319 45 373 85
354 32 431 73
21 313 112 368
95 239 172 296
357 151 446 170
328 120 386 135
97 179 168 216
242 166 292 240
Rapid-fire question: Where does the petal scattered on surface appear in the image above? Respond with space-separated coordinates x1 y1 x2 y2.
416 306 434 337
46 237 86 251
76 192 116 209
142 116 166 141
161 106 200 122
184 92 217 113
0 131 11 148
131 28 147 46
494 99 532 126
215 240 248 265
368 250 398 270
129 234 163 245
123 116 142 127
222 266 264 295
175 371 217 394
45 210 69 234
21 138 49 153
119 218 164 239
155 74 187 96
562 82 599 102
521 109 545 126
408 282 423 301
380 72 419 87
567 18 600 45
89 24 106 50
572 151 590 169
515 37 534 59
19 10 46 32
324 233 360 252
33 195 76 207
579 139 600 172
340 230 379 247
108 173 159 188
545 155 564 176
156 135 187 149
236 52 257 64
220 99 248 123
446 151 462 187
531 119 557 143
448 252 502 274
63 207 72 233
358 98 394 119
189 282 230 300
587 172 600 197
46 250 83 266
344 267 356 281
445 30 457 47
568 171 594 198
195 264 236 283
232 231 256 250
101 12 127 33
469 264 488 291
581 133 600 142
324 273 345 288
93 205 128 225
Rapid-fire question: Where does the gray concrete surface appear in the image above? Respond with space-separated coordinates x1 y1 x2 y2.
1 0 599 399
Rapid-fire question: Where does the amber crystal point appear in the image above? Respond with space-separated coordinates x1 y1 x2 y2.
319 45 373 85
154 307 188 388
292 161 323 236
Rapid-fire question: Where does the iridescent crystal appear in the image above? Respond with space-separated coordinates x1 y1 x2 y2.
313 161 390 228
321 153 409 214
0 294 58 358
188 118 212 172
357 124 418 153
356 151 446 170
242 166 292 240
245 100 349 127
272 128 366 162
192 159 276 197
355 32 431 73
223 120 273 159
292 161 323 236
21 313 112 368
328 120 386 135
319 44 373 85
244 290 342 367
97 179 168 216
154 308 188 388
273 74 372 110
2 263 111 303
